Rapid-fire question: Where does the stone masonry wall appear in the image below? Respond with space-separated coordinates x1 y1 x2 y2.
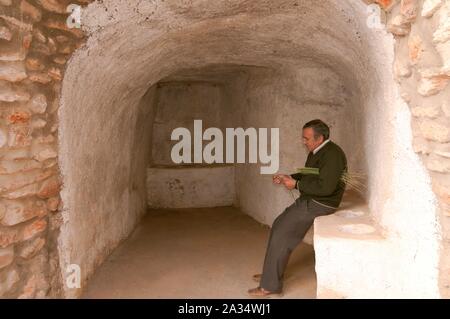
380 0 450 298
0 0 91 298
0 0 449 298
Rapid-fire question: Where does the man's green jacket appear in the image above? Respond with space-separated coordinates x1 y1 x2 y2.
290 141 347 209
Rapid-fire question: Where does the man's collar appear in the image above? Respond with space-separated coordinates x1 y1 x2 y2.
312 139 330 155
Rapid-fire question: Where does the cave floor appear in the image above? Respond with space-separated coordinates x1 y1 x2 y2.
82 206 317 299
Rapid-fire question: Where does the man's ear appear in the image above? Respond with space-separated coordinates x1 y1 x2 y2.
316 135 324 144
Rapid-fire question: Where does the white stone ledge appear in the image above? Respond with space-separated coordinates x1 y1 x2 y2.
313 195 392 298
314 209 384 242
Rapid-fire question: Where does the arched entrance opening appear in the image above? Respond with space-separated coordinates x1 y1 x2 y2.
57 0 439 298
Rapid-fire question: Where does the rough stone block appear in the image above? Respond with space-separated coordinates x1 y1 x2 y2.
32 28 46 44
0 36 27 61
0 169 53 194
52 55 67 65
0 26 12 41
0 201 4 220
1 182 39 200
419 119 450 142
0 158 42 174
32 143 57 162
28 72 52 84
411 104 441 118
21 219 47 242
0 61 27 82
408 35 423 64
370 0 396 11
34 121 47 134
401 0 418 22
432 142 450 159
28 94 47 114
42 17 84 39
17 237 45 259
0 267 19 295
432 175 450 206
412 136 431 154
0 148 31 161
422 0 443 18
0 80 30 102
58 43 74 54
426 153 450 173
48 212 62 230
47 37 57 54
48 67 62 81
5 109 32 125
0 127 7 148
20 0 42 22
388 15 411 35
20 253 49 297
35 134 55 144
37 176 61 199
443 100 450 117
433 4 450 43
55 35 69 43
0 199 48 226
31 118 46 129
37 0 73 14
0 14 33 32
7 125 32 148
0 226 18 248
394 59 412 78
17 275 36 298
30 42 51 56
46 196 59 212
0 245 13 269
25 57 45 71
418 69 450 97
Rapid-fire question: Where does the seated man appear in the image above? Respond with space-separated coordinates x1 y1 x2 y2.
248 119 348 296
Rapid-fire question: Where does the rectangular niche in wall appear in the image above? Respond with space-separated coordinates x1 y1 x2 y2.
147 165 235 208
147 81 236 208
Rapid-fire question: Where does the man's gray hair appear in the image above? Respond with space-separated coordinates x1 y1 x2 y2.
303 119 330 140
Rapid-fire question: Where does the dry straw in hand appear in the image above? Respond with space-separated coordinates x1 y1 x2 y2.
296 167 367 195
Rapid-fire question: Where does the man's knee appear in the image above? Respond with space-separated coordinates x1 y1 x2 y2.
272 213 283 228
272 207 288 227
269 220 295 245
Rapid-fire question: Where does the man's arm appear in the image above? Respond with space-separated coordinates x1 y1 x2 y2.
296 151 345 196
289 152 311 189
289 173 302 190
272 174 297 190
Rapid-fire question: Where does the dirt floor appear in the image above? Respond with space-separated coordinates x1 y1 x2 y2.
82 206 317 299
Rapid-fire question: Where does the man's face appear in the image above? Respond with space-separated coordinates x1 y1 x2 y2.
302 127 324 152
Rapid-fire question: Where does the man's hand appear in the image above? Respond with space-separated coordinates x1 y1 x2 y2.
273 174 296 190
272 174 284 184
282 176 296 190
